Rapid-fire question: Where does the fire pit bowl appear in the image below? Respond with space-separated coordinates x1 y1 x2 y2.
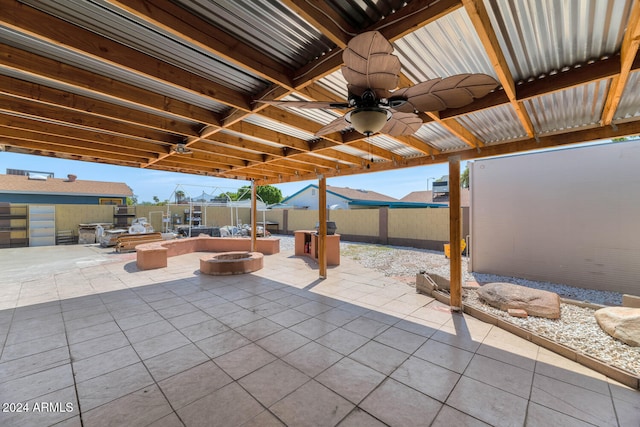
200 251 263 275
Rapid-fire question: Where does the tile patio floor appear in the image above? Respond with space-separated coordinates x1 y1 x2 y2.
0 243 638 426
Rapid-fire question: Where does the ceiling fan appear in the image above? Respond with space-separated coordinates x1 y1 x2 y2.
260 31 499 137
171 143 193 155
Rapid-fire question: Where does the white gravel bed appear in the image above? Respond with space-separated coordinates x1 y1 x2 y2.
276 234 639 376
464 291 640 376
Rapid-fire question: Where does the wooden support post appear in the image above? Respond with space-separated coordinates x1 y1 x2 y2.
318 175 327 278
250 181 257 253
449 156 462 310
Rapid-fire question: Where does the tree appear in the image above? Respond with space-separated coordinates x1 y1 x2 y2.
461 166 470 188
126 195 138 206
235 185 283 205
152 195 160 204
175 190 186 204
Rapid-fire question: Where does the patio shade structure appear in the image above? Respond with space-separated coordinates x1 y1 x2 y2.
2 0 640 304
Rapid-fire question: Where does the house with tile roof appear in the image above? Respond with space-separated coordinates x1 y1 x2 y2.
281 184 445 210
0 171 133 204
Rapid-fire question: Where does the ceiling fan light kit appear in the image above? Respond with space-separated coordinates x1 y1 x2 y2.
259 31 499 138
346 107 390 136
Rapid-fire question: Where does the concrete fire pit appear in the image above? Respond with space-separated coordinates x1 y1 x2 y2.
200 251 263 275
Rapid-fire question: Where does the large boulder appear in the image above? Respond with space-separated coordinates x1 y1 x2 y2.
476 282 561 319
594 307 640 347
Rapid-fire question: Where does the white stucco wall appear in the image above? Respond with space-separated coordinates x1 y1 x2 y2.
284 187 350 210
469 140 640 294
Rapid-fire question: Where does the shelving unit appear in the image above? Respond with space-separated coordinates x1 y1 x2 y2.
29 205 55 246
114 205 136 228
183 205 202 227
0 203 28 248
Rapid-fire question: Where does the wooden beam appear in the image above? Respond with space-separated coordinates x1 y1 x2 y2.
0 135 150 164
1 0 252 111
257 118 640 184
318 175 327 278
0 96 183 145
0 75 200 137
462 0 535 137
105 0 295 91
602 0 640 125
279 0 353 48
251 182 257 253
426 112 484 148
0 44 221 127
0 114 169 155
517 56 623 101
375 0 463 42
203 132 296 157
448 156 462 310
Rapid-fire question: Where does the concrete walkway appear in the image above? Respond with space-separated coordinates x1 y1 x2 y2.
0 243 638 426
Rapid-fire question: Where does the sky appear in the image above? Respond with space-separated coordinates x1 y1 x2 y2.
1 137 628 203
0 151 458 203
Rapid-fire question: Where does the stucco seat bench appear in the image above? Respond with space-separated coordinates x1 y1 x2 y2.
136 235 279 270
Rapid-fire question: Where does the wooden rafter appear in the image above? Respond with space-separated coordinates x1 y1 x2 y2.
0 0 639 187
0 75 200 137
602 0 640 125
0 44 221 127
104 0 296 91
259 118 640 185
462 0 535 137
279 0 354 48
1 0 251 111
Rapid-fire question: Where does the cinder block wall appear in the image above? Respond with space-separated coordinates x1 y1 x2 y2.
329 209 378 241
55 205 113 233
387 208 451 250
287 210 319 231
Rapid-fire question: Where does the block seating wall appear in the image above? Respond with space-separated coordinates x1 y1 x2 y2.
136 235 279 270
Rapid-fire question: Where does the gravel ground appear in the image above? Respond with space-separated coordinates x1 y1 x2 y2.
277 235 640 376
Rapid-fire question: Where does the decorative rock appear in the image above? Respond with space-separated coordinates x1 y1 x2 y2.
594 307 640 347
508 308 528 318
476 282 561 319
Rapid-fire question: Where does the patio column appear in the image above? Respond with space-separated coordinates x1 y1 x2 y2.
449 156 462 310
318 175 327 278
250 180 257 253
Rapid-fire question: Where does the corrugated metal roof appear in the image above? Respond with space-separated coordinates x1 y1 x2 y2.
323 0 410 31
19 0 270 95
524 80 609 135
414 123 468 152
317 71 349 100
485 0 633 82
330 144 384 162
368 135 423 157
0 60 202 127
614 70 640 122
242 115 316 141
173 0 335 68
279 94 344 125
217 129 285 149
394 8 498 82
456 104 527 145
0 26 231 114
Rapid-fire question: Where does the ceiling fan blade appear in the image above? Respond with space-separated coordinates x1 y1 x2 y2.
256 100 350 110
381 112 423 136
315 116 349 136
397 74 499 112
341 31 401 98
390 79 445 112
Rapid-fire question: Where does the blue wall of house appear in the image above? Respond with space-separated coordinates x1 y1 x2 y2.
0 194 124 204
